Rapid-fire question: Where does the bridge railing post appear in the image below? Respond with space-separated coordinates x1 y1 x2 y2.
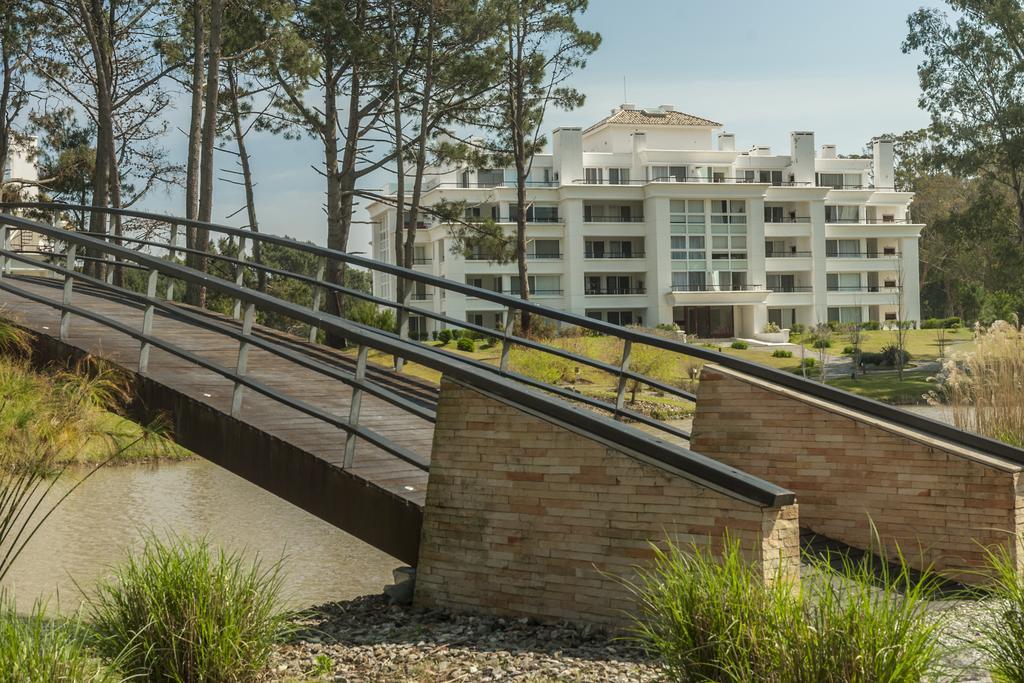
138 268 160 373
232 235 248 320
59 244 78 341
614 340 633 416
307 257 326 344
0 223 9 278
230 303 256 418
498 307 516 373
166 223 178 301
343 344 368 468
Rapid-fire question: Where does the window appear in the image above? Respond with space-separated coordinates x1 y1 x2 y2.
532 205 558 222
764 205 784 223
765 240 797 256
758 170 783 186
477 169 504 187
510 275 561 295
584 167 603 184
459 169 471 188
826 273 862 291
608 168 630 185
885 312 898 321
825 205 859 223
671 235 704 261
670 200 706 234
827 307 864 324
818 173 863 189
649 165 687 182
606 310 634 326
715 271 747 291
825 239 860 256
768 308 797 329
767 274 796 292
711 200 746 225
529 239 561 259
671 271 706 291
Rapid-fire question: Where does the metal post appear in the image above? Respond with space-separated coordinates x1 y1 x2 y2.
343 344 368 468
59 244 78 341
230 303 256 417
232 236 248 320
307 257 326 344
499 307 516 372
0 223 9 278
138 268 160 373
166 224 178 300
614 340 633 415
105 253 115 285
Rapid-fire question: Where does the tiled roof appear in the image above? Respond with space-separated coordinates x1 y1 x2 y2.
585 108 722 133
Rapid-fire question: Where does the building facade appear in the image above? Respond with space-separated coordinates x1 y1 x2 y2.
367 105 921 338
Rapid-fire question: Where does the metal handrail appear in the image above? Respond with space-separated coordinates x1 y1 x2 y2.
670 284 765 292
4 201 1024 468
766 251 813 258
0 210 792 506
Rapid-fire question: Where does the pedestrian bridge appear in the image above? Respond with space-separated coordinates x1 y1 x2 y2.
1 203 1021 624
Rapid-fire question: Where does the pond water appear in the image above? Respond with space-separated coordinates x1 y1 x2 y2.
5 458 401 615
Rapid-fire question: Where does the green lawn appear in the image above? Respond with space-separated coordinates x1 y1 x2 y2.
827 371 936 405
793 328 973 362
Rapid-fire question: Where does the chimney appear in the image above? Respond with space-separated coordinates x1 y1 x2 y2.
789 131 815 185
717 132 736 152
659 104 675 113
620 103 637 111
872 137 895 190
750 145 772 157
552 127 582 184
820 144 837 159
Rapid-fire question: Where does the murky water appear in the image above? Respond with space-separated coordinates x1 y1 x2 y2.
4 459 401 614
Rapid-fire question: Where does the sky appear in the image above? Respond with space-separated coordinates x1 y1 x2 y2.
141 0 945 255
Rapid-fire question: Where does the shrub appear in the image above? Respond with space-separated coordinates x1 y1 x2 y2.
842 345 855 355
449 329 462 340
345 301 395 333
790 323 806 335
861 321 881 331
508 348 573 384
772 349 793 358
801 357 816 368
456 337 475 352
627 536 946 683
976 534 1024 679
485 336 499 348
431 331 438 341
860 351 884 366
762 321 781 333
655 323 680 333
730 340 748 350
880 344 911 367
437 329 452 344
88 535 291 682
812 338 832 349
0 599 119 681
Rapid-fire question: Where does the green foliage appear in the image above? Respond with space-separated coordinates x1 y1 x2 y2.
508 348 573 385
730 340 748 350
981 290 1023 325
860 321 881 331
0 312 32 356
921 317 962 329
790 323 806 335
813 338 832 349
0 598 120 682
842 345 855 355
626 536 947 683
456 337 474 352
801 357 817 368
89 535 291 682
772 349 793 359
975 538 1024 682
346 301 396 334
762 321 781 333
655 323 680 332
437 329 452 345
626 343 678 403
880 344 912 367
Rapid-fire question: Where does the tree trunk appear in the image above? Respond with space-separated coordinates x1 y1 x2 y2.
184 0 205 271
322 53 347 347
190 0 223 307
226 63 265 291
86 0 114 279
511 18 530 333
390 0 408 346
108 146 124 287
0 44 13 188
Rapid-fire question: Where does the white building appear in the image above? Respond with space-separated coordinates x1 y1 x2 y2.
367 105 921 339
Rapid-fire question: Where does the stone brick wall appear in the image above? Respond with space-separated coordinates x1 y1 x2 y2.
415 376 800 626
691 365 1024 578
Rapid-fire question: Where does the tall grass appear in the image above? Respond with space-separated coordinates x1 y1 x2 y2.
0 597 122 682
626 536 948 682
934 320 1024 447
974 539 1024 682
88 535 292 682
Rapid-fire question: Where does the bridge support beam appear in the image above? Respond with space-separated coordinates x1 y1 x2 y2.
691 364 1024 582
415 376 800 626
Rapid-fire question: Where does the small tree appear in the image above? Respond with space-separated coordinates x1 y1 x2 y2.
808 324 832 383
626 343 674 404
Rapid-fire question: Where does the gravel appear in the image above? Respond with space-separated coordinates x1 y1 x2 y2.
265 594 661 682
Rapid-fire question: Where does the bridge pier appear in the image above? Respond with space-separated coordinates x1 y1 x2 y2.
691 364 1024 581
415 376 800 626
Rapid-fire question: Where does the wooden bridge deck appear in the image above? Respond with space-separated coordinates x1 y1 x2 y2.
0 276 436 559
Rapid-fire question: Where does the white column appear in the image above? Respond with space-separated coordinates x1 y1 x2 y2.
747 195 767 334
562 198 586 316
809 200 828 325
443 239 466 323
646 196 673 325
901 236 921 325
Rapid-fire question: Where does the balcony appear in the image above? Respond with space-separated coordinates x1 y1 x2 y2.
526 252 563 260
502 289 564 296
766 251 813 258
826 251 901 258
585 251 646 259
573 177 812 186
583 214 645 223
765 217 812 224
585 287 646 295
412 257 431 265
666 284 770 306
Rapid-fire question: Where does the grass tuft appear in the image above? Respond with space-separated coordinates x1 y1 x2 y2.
625 535 948 682
88 534 292 682
974 538 1024 682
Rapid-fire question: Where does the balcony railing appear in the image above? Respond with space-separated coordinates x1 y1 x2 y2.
826 252 901 258
463 216 562 224
825 218 913 224
586 287 647 295
526 252 563 260
765 216 812 223
501 289 564 296
583 215 646 223
585 251 646 259
413 258 431 265
769 285 815 293
670 284 765 292
423 180 560 191
766 251 813 258
826 286 901 293
574 177 813 186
